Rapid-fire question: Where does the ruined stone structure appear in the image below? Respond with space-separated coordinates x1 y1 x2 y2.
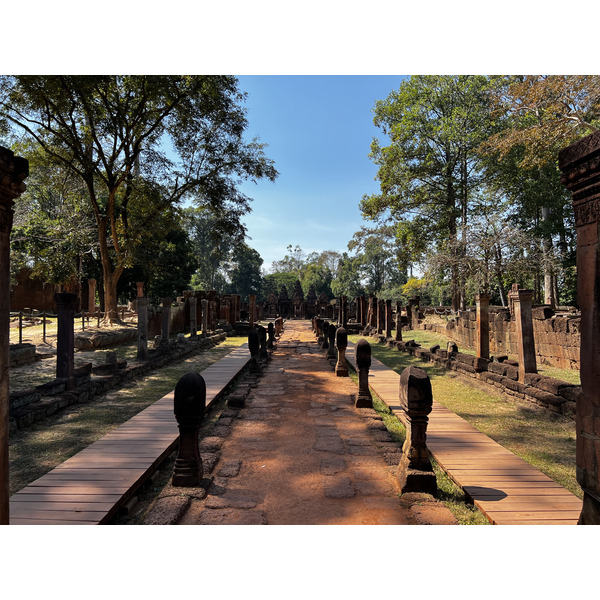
291 279 305 318
316 291 329 317
559 130 600 524
306 285 317 319
278 285 291 318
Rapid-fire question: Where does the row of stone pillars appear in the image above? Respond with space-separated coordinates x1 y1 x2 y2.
361 295 420 334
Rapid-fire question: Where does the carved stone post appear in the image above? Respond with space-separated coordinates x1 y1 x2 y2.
508 288 537 382
327 323 337 359
396 366 437 496
321 320 329 350
189 296 197 339
355 339 373 408
136 281 144 298
209 300 217 331
409 296 420 330
88 278 97 314
369 295 378 329
335 327 349 377
257 325 268 360
248 328 261 373
0 146 28 525
395 301 403 342
55 292 77 390
137 296 148 360
201 299 208 335
161 298 171 346
475 293 490 360
172 372 206 487
559 131 600 523
385 299 392 339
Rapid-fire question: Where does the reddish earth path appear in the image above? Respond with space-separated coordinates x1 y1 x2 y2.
175 320 449 525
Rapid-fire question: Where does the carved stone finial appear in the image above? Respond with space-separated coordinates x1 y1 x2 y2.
355 339 373 408
172 372 206 487
335 327 348 377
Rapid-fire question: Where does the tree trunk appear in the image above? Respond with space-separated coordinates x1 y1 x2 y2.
541 206 555 308
98 216 124 325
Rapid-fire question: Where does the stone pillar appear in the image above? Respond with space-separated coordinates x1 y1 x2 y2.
385 299 392 339
136 281 144 298
189 297 197 339
377 299 385 334
327 323 337 359
396 366 437 495
369 295 377 328
201 299 208 335
355 339 373 408
321 320 329 350
209 299 217 331
335 327 349 377
161 298 172 345
409 296 420 330
172 372 206 487
249 294 256 329
88 278 97 314
257 325 268 360
395 301 403 342
267 322 275 350
137 296 148 360
55 292 78 389
475 293 490 359
559 131 600 523
0 146 28 525
508 288 537 382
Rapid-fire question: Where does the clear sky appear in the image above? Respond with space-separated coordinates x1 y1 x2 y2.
235 75 405 272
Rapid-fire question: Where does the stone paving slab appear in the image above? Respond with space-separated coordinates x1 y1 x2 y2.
172 321 457 526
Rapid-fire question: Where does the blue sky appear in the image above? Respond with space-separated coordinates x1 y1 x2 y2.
235 75 405 271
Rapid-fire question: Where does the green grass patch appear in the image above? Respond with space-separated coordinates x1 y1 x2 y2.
9 336 246 495
348 334 580 502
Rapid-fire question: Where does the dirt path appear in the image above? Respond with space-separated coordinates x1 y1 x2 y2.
167 320 450 525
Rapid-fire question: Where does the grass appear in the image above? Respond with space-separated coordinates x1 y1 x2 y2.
348 366 490 524
348 334 580 502
8 336 247 495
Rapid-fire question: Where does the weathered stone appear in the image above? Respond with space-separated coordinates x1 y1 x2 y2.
355 339 373 408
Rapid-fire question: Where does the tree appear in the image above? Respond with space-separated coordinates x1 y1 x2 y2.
363 75 494 309
0 76 277 323
227 243 264 301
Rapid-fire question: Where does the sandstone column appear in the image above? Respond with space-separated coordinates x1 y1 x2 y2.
249 294 256 329
355 339 373 408
201 299 208 335
88 279 97 314
335 327 349 377
559 131 600 523
136 282 144 298
161 298 171 345
189 296 198 339
370 295 377 329
377 299 385 334
55 292 78 389
136 296 148 360
395 301 403 342
0 146 28 525
385 299 392 339
475 293 491 359
508 288 537 382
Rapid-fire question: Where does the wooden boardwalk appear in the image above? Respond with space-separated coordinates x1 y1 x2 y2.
346 340 583 524
9 343 250 525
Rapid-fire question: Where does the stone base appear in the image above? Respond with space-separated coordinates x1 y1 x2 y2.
396 464 437 497
172 458 203 487
578 492 600 524
355 393 373 409
335 365 349 377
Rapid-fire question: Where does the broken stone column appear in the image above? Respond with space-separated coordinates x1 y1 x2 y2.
395 301 403 342
55 292 78 390
249 294 256 329
189 297 198 339
88 278 97 314
172 372 206 487
136 281 144 298
161 298 171 346
201 299 208 335
137 296 148 360
396 366 437 496
0 146 28 525
475 293 490 360
559 131 600 523
385 299 392 339
335 327 349 377
508 288 537 382
355 339 373 408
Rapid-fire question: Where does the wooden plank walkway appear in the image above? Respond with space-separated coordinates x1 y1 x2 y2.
9 343 250 525
346 340 583 524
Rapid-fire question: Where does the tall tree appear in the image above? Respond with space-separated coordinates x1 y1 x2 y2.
227 243 264 301
363 75 494 309
0 76 277 322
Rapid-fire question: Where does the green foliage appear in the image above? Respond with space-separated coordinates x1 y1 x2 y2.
227 243 264 301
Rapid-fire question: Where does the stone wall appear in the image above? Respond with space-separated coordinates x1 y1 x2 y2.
421 307 580 370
